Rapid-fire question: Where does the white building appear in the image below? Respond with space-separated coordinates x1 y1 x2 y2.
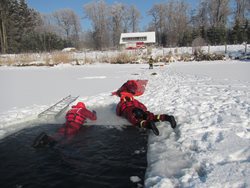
119 32 156 49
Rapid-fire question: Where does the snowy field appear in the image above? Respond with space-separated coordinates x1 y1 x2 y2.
0 59 249 187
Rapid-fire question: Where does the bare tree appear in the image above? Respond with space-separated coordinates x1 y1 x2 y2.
206 0 230 27
122 7 131 33
148 3 166 45
110 3 142 47
148 0 189 46
148 3 170 46
36 14 58 34
53 8 81 44
70 13 82 48
169 0 189 45
129 5 141 32
193 1 210 29
83 0 111 50
110 3 125 47
234 0 250 24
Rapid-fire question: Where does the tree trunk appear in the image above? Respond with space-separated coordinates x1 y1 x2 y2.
244 42 247 54
0 10 8 53
0 21 3 53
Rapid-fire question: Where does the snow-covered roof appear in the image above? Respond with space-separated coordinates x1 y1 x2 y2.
119 32 155 44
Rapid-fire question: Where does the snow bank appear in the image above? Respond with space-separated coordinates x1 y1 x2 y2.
141 61 250 187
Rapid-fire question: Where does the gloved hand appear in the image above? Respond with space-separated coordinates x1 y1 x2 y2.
92 110 96 115
169 115 177 129
164 115 176 129
147 121 159 136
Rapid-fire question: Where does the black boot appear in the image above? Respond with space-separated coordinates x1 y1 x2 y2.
165 115 177 129
147 121 159 136
32 132 56 148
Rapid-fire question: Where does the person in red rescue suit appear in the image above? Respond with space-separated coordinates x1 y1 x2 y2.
32 102 97 148
116 92 176 135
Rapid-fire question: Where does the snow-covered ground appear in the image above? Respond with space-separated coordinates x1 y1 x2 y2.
0 59 249 187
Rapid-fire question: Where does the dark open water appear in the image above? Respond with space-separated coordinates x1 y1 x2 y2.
0 124 148 188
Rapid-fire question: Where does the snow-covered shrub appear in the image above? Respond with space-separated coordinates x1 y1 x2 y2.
192 37 207 53
50 52 73 65
109 52 137 64
0 56 15 66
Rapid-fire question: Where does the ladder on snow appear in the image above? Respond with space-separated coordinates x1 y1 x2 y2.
38 95 79 118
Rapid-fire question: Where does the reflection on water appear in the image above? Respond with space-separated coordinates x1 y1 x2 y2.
0 124 148 188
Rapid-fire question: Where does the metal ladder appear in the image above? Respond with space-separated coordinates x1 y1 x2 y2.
38 95 79 118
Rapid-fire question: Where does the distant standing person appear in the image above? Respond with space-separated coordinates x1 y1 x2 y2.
32 102 97 148
148 56 154 69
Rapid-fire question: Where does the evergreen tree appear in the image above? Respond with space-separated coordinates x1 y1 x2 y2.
230 19 249 44
207 26 227 45
241 20 249 43
7 0 22 53
247 20 250 43
179 30 193 46
0 0 40 53
231 19 240 43
21 32 71 52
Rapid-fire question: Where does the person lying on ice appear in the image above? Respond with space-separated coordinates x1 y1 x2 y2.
116 92 176 136
32 102 97 148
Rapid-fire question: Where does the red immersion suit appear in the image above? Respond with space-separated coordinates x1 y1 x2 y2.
57 102 97 136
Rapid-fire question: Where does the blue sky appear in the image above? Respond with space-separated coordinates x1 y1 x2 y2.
26 0 199 30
